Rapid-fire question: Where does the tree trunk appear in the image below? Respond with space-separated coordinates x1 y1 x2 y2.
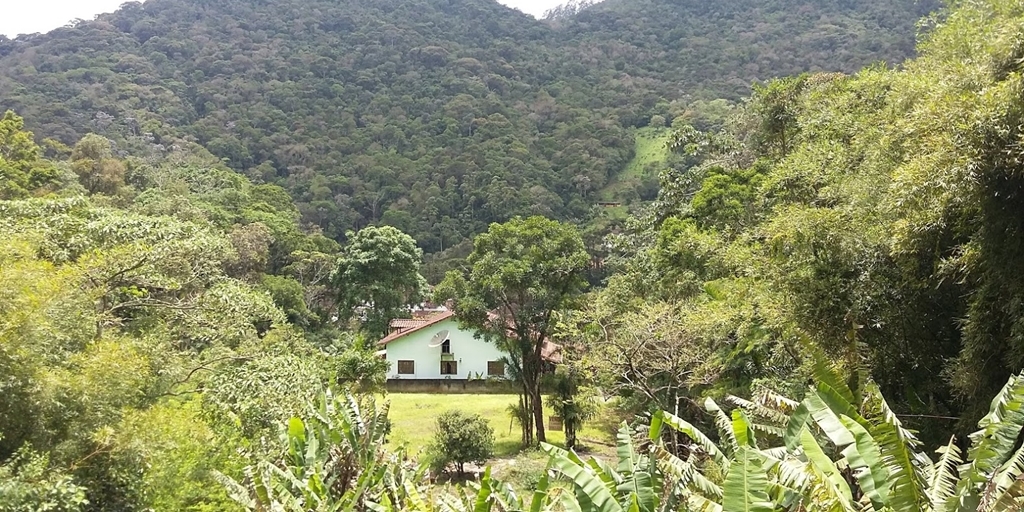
531 378 546 444
519 383 534 446
518 393 527 446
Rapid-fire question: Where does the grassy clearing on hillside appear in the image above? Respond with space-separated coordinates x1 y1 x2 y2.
383 393 618 458
627 127 672 178
599 127 672 201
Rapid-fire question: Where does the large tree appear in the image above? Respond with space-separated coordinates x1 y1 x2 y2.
0 110 59 199
437 216 589 444
332 226 427 338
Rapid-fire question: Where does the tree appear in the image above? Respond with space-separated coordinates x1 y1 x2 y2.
547 362 599 450
0 0 929 254
0 447 87 512
750 75 807 158
331 226 427 338
437 216 590 445
0 111 60 199
427 410 494 478
70 134 126 195
333 343 391 392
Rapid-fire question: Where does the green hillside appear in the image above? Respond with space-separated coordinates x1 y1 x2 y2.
0 0 937 264
12 0 1024 510
598 126 672 203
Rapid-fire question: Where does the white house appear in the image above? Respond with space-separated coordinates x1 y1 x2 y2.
379 311 508 380
378 311 562 381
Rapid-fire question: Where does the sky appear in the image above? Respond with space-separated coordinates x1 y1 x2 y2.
0 0 560 38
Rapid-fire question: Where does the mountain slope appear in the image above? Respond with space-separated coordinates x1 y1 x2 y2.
0 0 938 268
552 0 937 98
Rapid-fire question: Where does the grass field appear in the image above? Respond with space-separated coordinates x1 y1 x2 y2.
599 126 672 201
383 393 619 458
383 393 624 491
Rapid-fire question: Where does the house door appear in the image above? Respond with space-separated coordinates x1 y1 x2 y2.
440 360 457 375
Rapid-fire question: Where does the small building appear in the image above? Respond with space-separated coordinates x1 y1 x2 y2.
379 311 509 380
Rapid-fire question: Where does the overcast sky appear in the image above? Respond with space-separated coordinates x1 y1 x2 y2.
0 0 560 38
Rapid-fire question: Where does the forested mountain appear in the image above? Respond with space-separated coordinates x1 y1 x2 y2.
0 0 934 270
551 0 936 98
15 0 1024 510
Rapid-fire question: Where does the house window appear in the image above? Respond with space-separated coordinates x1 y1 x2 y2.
487 361 505 377
441 360 458 375
441 339 451 354
397 360 415 375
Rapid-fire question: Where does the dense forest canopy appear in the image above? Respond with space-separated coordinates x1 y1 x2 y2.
17 0 1024 509
0 0 934 275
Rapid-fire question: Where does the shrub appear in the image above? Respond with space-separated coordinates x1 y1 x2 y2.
0 447 88 512
427 410 494 477
547 365 599 450
333 343 390 392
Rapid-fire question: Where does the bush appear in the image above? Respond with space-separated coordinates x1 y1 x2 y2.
333 344 390 392
427 410 494 477
548 365 599 450
0 447 88 512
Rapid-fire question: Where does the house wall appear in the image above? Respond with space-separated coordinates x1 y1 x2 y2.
383 318 508 380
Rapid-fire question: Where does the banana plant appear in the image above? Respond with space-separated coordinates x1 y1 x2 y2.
637 370 1024 512
215 389 431 511
539 423 681 512
216 389 547 512
215 372 1024 512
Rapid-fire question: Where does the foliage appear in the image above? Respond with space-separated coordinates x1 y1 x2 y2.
0 0 932 256
332 342 391 392
0 446 88 512
542 423 678 512
0 110 61 198
261 274 317 327
546 358 600 450
12 0 1024 508
70 134 126 195
217 390 545 512
112 401 243 511
0 109 343 510
216 389 421 510
546 366 1024 512
437 216 590 445
584 0 1024 445
332 225 427 337
427 410 495 477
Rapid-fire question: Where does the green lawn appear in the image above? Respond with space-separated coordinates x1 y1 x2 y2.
383 393 618 458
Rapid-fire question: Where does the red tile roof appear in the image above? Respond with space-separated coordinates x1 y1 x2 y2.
541 341 563 364
390 318 429 329
378 311 455 345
